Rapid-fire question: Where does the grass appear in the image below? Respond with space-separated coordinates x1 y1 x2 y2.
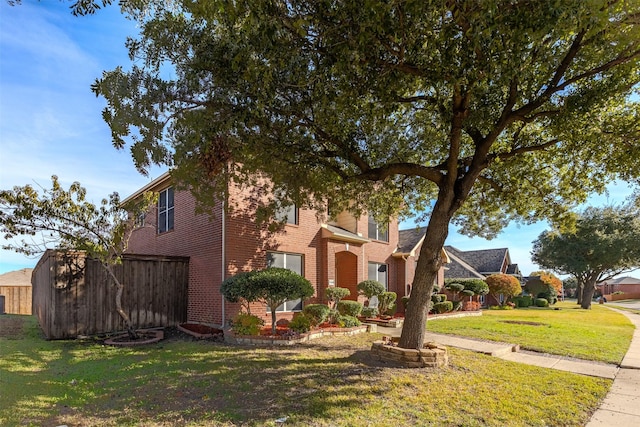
0 314 616 426
427 301 634 363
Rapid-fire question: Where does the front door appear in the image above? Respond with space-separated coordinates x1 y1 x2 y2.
335 251 358 300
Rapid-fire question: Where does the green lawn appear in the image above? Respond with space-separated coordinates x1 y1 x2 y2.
0 314 617 426
427 301 634 363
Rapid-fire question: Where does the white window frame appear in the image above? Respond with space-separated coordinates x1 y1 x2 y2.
158 187 174 234
368 262 388 290
368 215 389 242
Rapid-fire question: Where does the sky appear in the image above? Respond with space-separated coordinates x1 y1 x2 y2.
1 1 638 279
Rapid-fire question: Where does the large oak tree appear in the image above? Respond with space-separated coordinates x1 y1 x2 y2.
88 0 638 349
532 204 640 309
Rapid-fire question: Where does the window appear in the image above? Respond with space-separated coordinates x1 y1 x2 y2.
368 262 388 289
158 187 174 233
368 215 388 242
134 212 146 228
267 252 304 312
275 204 298 225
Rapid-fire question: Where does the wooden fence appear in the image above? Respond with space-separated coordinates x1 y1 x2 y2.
0 285 32 315
32 250 189 339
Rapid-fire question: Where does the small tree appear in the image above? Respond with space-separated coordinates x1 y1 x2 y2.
485 274 522 307
220 271 260 314
325 287 350 310
0 176 154 338
377 292 397 317
248 268 314 335
356 280 385 306
445 278 489 301
445 282 465 303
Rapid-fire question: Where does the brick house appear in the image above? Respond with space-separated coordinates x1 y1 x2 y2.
598 276 640 301
443 246 522 306
123 172 447 328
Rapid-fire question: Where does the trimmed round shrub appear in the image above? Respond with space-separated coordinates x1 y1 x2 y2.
303 304 331 326
452 300 463 311
378 292 397 316
337 314 361 328
289 313 312 333
337 300 363 317
461 289 475 298
401 295 410 308
325 287 351 308
535 298 549 307
231 312 264 336
361 307 378 318
356 280 385 299
431 294 447 304
433 301 453 314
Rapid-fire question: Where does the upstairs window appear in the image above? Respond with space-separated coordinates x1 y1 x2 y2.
158 187 174 234
368 215 388 242
275 204 298 225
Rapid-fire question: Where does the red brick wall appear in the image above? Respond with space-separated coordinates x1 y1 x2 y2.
126 177 428 327
127 187 224 326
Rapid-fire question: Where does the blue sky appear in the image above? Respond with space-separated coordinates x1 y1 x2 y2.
1 1 638 279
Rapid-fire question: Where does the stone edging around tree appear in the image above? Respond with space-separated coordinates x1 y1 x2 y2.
371 338 449 368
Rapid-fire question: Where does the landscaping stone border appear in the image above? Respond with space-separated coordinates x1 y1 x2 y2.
371 338 448 368
427 310 482 321
104 328 164 347
225 324 370 346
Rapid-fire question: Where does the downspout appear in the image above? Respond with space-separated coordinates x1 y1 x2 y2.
221 196 226 328
221 165 228 328
402 255 409 296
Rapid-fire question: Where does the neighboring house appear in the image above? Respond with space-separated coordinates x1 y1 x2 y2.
443 246 522 306
0 268 33 315
124 172 447 328
598 276 640 300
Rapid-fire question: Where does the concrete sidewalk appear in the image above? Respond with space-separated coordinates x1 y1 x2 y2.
377 306 640 425
586 308 640 426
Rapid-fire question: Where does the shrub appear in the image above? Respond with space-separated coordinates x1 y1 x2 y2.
247 267 315 335
463 301 481 311
337 300 363 317
452 300 463 311
303 304 330 326
613 291 625 295
361 307 378 318
431 294 447 304
535 298 549 307
231 312 264 336
489 304 514 310
356 280 386 301
377 292 397 316
433 301 453 314
337 314 361 328
513 295 533 308
485 274 522 307
325 287 351 309
461 289 475 298
289 313 312 333
401 295 410 309
445 278 489 297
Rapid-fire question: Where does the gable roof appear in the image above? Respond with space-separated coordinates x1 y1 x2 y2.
396 227 427 255
444 246 520 280
394 227 451 263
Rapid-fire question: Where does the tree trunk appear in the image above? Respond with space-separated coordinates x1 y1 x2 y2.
271 308 277 335
105 264 138 339
399 200 452 349
576 282 583 305
580 278 598 309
